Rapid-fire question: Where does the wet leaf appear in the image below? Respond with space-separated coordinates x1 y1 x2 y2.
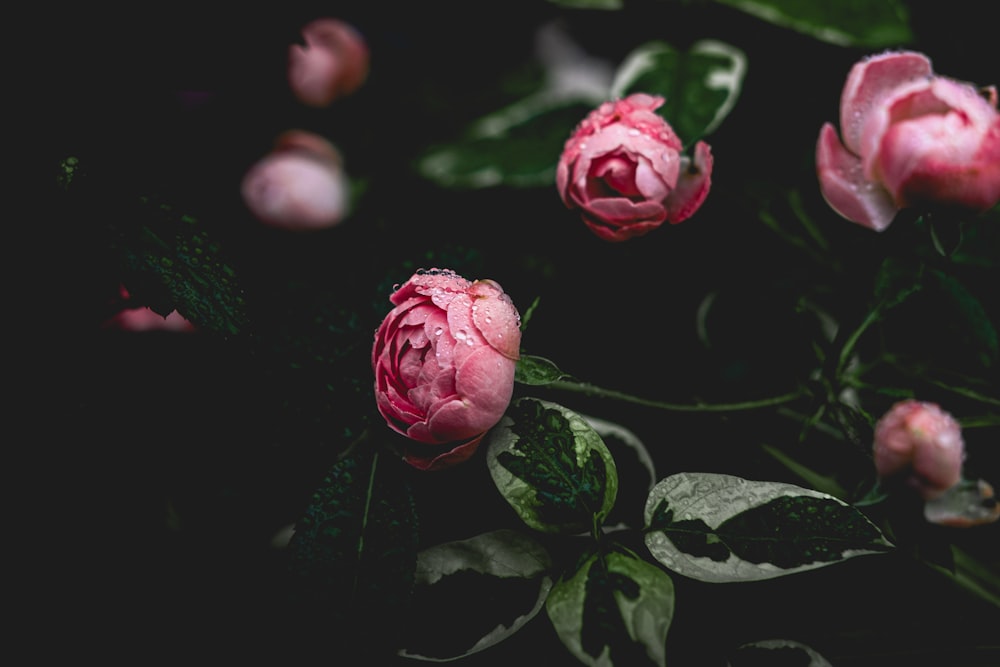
547 547 674 667
644 472 893 582
714 0 912 47
610 39 747 146
486 398 619 534
398 529 554 661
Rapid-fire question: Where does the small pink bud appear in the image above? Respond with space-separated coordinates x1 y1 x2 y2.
102 285 196 333
873 400 964 500
241 130 350 231
288 18 369 107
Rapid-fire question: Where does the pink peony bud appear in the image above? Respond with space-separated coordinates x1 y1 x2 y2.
556 93 713 242
371 269 522 471
102 284 196 333
873 400 965 500
817 50 1000 231
288 18 369 108
241 130 350 231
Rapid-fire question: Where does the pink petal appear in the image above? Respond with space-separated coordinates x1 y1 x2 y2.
816 123 899 231
839 50 933 155
664 142 713 223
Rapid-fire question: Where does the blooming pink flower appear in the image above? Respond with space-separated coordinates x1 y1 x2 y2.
556 93 713 242
371 269 522 471
873 400 965 500
817 50 1000 231
241 130 349 231
288 18 369 108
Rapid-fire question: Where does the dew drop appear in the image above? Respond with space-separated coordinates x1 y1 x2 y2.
454 329 467 340
627 128 640 137
434 327 443 336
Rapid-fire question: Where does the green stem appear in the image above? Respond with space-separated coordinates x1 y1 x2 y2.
836 307 881 378
545 379 802 413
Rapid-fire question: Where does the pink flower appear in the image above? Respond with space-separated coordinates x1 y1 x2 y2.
873 400 965 500
371 269 522 471
241 130 350 231
817 50 1000 231
102 285 196 333
288 18 369 108
556 93 713 242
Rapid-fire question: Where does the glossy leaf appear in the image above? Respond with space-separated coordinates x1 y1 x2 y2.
486 398 619 534
728 639 833 666
547 548 675 667
398 529 554 661
285 449 419 643
119 195 249 336
714 0 913 47
417 100 594 188
644 472 893 582
610 39 747 146
515 354 569 386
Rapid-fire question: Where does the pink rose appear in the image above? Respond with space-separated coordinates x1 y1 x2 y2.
873 400 965 500
371 269 522 471
556 93 713 242
241 130 350 231
288 18 369 108
817 50 1000 232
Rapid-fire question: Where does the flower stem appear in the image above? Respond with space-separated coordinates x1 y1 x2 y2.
545 379 802 413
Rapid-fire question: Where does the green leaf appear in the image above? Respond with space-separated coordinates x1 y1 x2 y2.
644 472 893 582
610 39 747 146
930 269 999 367
515 354 569 386
485 398 619 534
548 0 623 9
417 100 594 189
285 448 419 642
872 256 924 310
729 639 834 667
117 195 248 336
398 529 554 661
714 0 913 47
546 548 675 667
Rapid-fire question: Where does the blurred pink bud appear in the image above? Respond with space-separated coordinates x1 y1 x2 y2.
873 400 965 500
241 130 350 231
371 269 522 471
288 18 369 107
557 93 713 242
102 286 196 332
817 50 1000 231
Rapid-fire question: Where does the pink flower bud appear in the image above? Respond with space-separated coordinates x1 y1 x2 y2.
101 285 196 333
288 18 369 108
371 269 522 471
241 130 349 231
817 50 1000 231
873 400 965 500
556 93 713 242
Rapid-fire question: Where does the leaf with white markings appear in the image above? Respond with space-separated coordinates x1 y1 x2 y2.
398 529 554 661
644 472 893 582
486 398 619 534
547 547 675 667
610 40 747 147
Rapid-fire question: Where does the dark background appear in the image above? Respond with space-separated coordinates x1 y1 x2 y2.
24 1 1000 664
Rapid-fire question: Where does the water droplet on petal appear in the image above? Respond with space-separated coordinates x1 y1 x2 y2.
434 327 443 336
627 128 640 137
